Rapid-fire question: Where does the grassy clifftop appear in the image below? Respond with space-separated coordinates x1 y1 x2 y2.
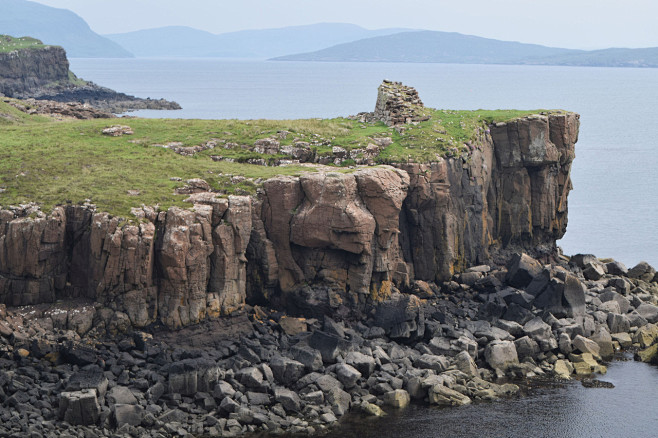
0 35 49 54
0 99 562 217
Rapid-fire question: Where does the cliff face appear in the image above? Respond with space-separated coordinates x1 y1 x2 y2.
0 46 70 97
0 112 579 329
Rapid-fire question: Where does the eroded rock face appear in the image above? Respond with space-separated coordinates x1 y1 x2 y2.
0 196 250 329
0 113 579 327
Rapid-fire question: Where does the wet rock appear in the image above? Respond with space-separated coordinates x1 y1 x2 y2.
633 323 658 349
325 387 351 416
590 327 614 360
382 389 410 409
428 385 471 406
581 378 615 389
553 359 573 379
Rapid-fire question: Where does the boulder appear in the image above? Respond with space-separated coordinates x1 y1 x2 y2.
270 356 305 386
572 335 602 360
291 345 323 371
599 290 631 314
454 350 478 377
113 404 144 427
534 274 586 317
382 389 410 409
58 389 100 426
274 387 301 413
325 387 351 417
636 303 658 324
627 261 656 282
107 386 138 405
607 313 630 334
413 354 449 372
335 363 362 389
484 340 519 371
506 253 543 288
590 327 614 360
633 323 658 349
635 344 658 364
611 332 632 348
345 351 376 377
553 360 573 379
428 385 472 406
374 293 425 340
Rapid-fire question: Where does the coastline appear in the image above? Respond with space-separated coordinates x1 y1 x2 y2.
0 251 656 437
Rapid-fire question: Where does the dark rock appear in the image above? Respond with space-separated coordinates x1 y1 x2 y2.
345 351 376 377
581 379 615 389
374 293 425 340
290 345 323 371
627 262 656 282
506 253 543 288
274 387 301 413
334 363 361 389
58 389 100 426
113 404 144 427
65 370 108 398
309 331 350 364
270 356 305 385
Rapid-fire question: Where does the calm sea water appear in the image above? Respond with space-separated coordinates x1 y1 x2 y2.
69 58 658 269
321 356 658 438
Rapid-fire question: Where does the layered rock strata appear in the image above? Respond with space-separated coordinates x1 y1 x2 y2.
0 111 579 328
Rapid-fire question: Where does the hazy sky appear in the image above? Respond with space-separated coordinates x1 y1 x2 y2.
29 0 658 49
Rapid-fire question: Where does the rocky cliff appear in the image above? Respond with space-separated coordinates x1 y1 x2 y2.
0 37 180 112
0 45 70 97
0 101 579 329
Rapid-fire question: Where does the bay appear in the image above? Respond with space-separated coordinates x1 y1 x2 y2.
69 58 658 268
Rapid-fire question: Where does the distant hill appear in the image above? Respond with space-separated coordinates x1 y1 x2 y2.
272 30 581 63
273 30 658 68
105 23 415 58
0 0 133 58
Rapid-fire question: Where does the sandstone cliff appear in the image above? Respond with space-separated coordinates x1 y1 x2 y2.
0 108 579 329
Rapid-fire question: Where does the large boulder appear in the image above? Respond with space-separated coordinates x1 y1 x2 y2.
506 253 543 288
58 389 100 426
534 273 585 317
484 340 519 371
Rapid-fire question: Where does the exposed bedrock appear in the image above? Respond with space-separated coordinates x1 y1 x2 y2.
0 113 579 328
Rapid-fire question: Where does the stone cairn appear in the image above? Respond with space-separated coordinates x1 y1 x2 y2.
372 80 431 126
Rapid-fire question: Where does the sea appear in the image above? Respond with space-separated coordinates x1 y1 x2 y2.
69 57 658 270
68 58 658 437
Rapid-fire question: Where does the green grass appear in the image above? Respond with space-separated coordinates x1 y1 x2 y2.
0 99 564 218
0 35 48 54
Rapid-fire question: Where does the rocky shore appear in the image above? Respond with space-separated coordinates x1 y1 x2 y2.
0 251 656 437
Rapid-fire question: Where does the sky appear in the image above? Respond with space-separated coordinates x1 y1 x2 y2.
28 0 658 50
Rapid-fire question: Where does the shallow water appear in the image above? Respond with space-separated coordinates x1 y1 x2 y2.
321 358 658 438
69 58 658 269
